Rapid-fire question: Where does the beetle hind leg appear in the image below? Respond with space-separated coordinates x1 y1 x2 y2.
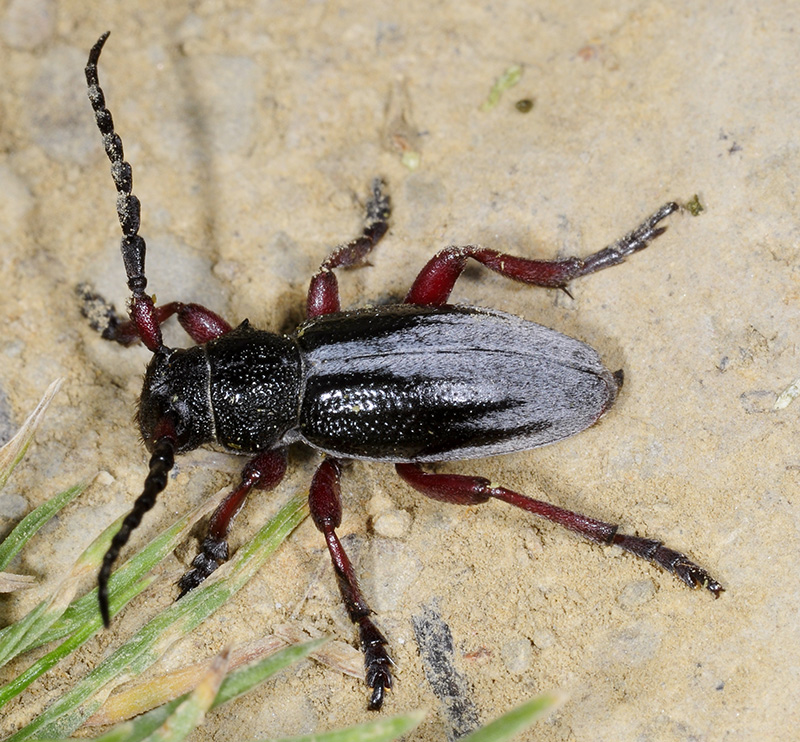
396 463 723 597
309 458 393 710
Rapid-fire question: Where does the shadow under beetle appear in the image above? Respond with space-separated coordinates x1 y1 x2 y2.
84 32 722 711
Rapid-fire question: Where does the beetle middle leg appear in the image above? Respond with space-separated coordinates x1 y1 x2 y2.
404 202 679 306
396 463 723 596
302 179 395 707
309 458 393 710
178 448 288 594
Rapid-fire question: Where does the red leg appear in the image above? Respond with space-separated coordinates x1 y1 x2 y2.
178 448 288 595
171 302 233 343
78 285 233 345
306 179 391 318
309 458 393 710
396 463 723 596
405 202 679 306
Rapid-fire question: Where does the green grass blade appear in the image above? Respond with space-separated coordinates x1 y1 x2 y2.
83 639 327 741
211 637 327 708
6 640 386 742
0 487 234 705
139 649 229 742
0 481 227 668
3 493 308 742
32 485 232 650
0 602 50 669
86 637 328 726
9 708 427 742
0 574 155 709
0 480 87 571
459 693 561 742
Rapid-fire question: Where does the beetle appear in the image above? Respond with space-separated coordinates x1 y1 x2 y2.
84 32 722 711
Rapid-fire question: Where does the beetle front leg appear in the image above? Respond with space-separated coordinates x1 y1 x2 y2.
396 463 723 597
310 458 393 710
78 285 233 346
405 202 679 306
306 179 391 318
178 448 288 595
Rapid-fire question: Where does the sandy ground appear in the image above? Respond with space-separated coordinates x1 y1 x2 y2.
1 1 798 740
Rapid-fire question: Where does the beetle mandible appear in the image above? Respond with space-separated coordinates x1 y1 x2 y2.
83 32 722 711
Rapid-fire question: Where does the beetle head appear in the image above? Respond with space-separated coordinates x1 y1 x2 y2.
138 345 215 454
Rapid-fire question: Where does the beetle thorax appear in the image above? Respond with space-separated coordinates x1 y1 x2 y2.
204 322 304 453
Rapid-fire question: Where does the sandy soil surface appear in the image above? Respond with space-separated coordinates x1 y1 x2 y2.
1 1 798 740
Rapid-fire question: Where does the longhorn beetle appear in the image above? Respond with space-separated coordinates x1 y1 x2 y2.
84 32 722 710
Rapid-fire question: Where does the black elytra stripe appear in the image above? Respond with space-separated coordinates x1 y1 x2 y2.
415 418 553 459
299 370 541 460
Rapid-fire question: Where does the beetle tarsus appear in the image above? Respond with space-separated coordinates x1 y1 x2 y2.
575 201 679 277
76 283 136 344
177 536 229 597
611 534 724 596
360 617 393 711
678 562 724 597
366 177 391 224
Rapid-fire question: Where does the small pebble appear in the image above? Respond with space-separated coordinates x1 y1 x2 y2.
366 492 394 517
532 628 556 650
501 638 533 673
94 471 115 486
617 579 656 608
373 509 411 538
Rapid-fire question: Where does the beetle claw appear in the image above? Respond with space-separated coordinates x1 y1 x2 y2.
367 676 389 711
676 561 725 597
366 662 393 711
360 617 393 710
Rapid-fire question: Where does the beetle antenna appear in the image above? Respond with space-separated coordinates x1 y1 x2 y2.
86 32 164 353
98 434 175 626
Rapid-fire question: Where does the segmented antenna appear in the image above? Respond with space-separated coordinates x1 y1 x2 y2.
86 33 178 625
85 32 163 353
97 435 176 626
